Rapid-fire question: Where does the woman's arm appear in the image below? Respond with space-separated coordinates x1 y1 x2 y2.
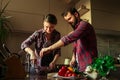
24 47 37 60
49 54 60 69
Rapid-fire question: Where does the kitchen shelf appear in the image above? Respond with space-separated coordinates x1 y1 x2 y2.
95 29 120 36
12 30 33 34
77 5 89 16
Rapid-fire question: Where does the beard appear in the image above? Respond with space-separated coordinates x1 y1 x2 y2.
70 18 78 30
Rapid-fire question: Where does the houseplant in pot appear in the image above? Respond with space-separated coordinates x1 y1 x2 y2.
0 0 12 78
0 0 12 44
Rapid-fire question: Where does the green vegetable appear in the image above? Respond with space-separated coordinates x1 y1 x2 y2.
91 55 116 77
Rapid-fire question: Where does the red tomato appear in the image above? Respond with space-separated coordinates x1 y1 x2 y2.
58 66 69 76
66 70 71 74
58 69 64 76
65 70 72 77
64 73 69 77
72 73 77 77
67 73 72 77
61 66 67 71
58 68 67 76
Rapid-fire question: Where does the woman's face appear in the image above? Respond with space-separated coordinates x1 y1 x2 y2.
43 21 55 34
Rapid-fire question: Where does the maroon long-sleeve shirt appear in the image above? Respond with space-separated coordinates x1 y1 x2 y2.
61 20 98 72
21 29 61 66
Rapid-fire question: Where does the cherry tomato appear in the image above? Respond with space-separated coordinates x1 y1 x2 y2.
61 66 67 70
58 66 68 76
64 70 71 77
67 73 72 77
58 69 64 76
72 73 77 77
64 73 69 77
66 70 71 74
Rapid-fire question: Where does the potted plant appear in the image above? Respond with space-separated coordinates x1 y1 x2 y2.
0 0 12 44
0 0 12 75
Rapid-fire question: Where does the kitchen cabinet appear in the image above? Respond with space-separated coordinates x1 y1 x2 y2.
91 0 120 31
76 0 120 31
75 0 120 58
77 5 89 16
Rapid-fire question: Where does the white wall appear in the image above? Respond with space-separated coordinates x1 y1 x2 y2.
71 0 120 58
4 0 120 64
91 0 120 31
75 0 91 23
4 0 73 64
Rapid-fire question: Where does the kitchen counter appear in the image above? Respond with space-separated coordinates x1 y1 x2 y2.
107 66 120 80
24 73 87 80
3 69 120 80
24 68 120 80
115 64 120 67
1 66 120 80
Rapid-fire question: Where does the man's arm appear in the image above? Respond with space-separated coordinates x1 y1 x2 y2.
40 40 64 57
70 53 76 66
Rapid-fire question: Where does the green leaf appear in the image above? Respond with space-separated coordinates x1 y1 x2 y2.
0 28 8 42
0 0 12 43
0 0 11 16
91 55 116 77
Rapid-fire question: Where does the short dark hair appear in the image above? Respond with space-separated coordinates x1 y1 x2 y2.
43 14 57 25
61 7 79 17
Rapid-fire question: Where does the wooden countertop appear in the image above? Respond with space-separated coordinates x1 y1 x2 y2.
115 64 120 67
27 65 120 80
1 65 120 80
2 71 120 80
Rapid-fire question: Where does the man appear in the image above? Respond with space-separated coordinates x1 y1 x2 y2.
21 14 61 70
40 7 98 72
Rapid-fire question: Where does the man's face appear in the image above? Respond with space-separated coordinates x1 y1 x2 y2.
64 12 78 27
43 21 55 34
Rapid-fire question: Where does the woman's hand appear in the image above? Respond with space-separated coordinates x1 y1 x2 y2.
30 52 37 60
24 47 37 60
30 59 37 67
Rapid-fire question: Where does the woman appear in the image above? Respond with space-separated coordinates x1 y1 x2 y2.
21 14 61 73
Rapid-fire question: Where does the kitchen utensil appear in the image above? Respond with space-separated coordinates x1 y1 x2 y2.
0 50 7 60
2 44 20 58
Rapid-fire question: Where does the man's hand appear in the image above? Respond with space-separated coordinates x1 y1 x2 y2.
49 62 55 69
70 59 75 67
69 55 76 67
39 47 51 57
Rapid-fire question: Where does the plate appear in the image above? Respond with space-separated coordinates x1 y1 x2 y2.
53 73 86 80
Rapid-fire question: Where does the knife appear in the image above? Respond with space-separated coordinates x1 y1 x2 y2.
2 44 20 58
2 44 12 56
0 50 7 60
